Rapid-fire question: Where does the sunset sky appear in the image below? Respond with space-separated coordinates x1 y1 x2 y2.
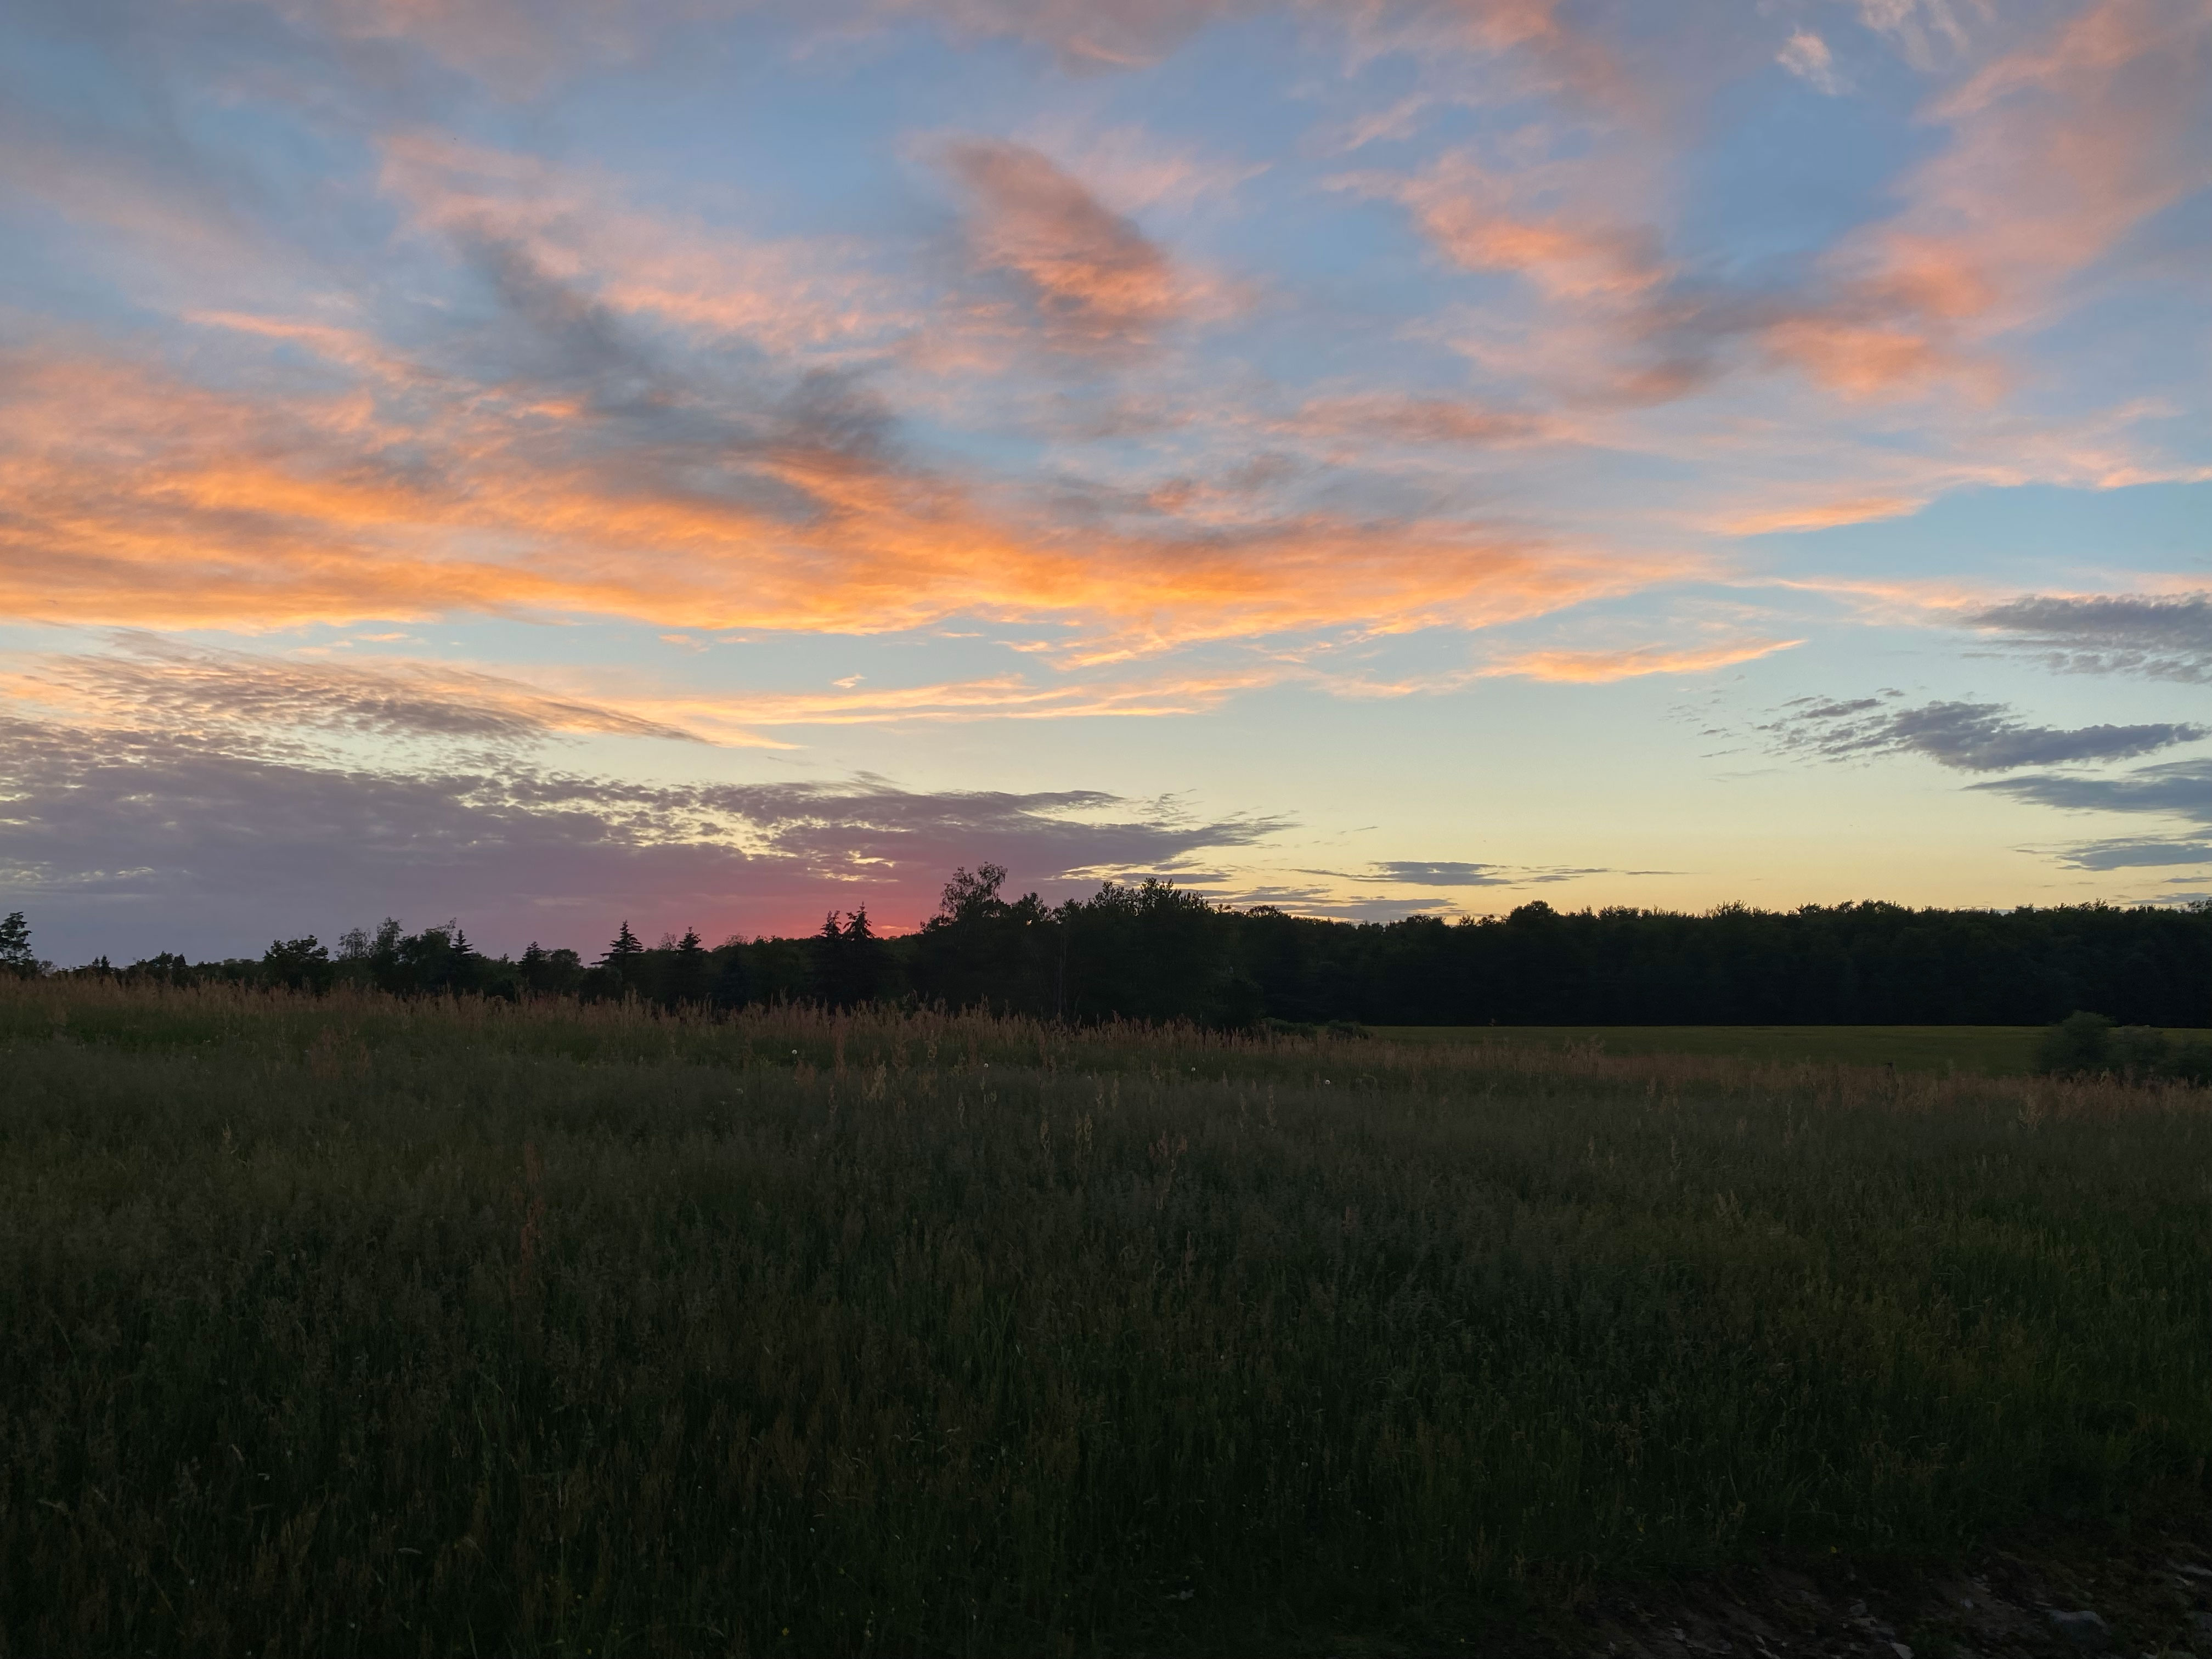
2 0 2208 963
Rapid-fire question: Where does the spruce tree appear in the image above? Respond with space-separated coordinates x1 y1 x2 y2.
669 927 709 1007
601 921 646 991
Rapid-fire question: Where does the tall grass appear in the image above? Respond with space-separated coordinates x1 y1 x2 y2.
3 980 2208 1655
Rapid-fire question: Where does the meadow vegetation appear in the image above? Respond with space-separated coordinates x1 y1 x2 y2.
1374 1022 2212 1077
3 978 2210 1655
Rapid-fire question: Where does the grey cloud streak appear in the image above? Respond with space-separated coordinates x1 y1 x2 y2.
1334 860 1613 886
21 636 702 745
1974 757 2212 881
0 715 1288 963
1766 695 2206 772
1290 860 1652 890
2041 836 2212 871
1970 757 2212 825
1967 592 2212 684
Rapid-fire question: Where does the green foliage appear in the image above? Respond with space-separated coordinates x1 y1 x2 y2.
599 919 645 984
811 907 887 1009
4 978 2211 1655
666 926 710 1006
2034 1010 2207 1082
0 910 39 977
1381 1022 2212 1076
259 935 333 993
30 889 2211 1028
517 941 584 997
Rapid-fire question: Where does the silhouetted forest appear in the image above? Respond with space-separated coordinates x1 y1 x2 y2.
14 870 2208 1026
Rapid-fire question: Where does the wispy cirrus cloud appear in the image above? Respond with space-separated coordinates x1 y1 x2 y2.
1770 0 2211 392
1483 637 1804 683
376 133 920 358
1778 30 1849 94
1274 392 1555 449
1356 149 1666 306
4 635 709 747
1342 0 2208 416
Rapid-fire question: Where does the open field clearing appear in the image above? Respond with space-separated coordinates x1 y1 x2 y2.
3 980 2210 1656
1369 1025 2212 1076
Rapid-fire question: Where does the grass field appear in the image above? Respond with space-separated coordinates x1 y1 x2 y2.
1370 1023 2212 1075
4 980 2210 1656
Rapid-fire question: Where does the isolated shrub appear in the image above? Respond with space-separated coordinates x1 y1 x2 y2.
2034 1010 2202 1083
2111 1024 2172 1076
2033 1010 2113 1075
2165 1041 2212 1086
261 935 334 993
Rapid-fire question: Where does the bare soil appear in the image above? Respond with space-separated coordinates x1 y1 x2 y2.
1496 1507 2212 1659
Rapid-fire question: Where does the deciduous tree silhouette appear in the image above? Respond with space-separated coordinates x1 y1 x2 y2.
261 936 333 992
710 936 753 1010
0 911 37 978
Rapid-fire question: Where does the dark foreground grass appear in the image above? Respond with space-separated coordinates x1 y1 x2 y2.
2 982 2209 1656
1369 1023 2212 1075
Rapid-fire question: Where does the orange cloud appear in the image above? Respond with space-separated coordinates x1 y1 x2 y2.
377 133 919 357
1352 149 1668 302
939 138 1203 354
645 664 1294 735
1767 0 2210 394
0 341 1683 656
1716 495 1926 535
1335 0 1639 116
1281 392 1555 447
898 0 1255 69
1481 637 1804 682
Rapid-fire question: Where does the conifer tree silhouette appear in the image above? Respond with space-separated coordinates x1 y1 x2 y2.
669 927 709 1007
601 921 646 991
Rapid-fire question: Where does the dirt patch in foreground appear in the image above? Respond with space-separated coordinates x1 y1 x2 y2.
1508 1511 2212 1659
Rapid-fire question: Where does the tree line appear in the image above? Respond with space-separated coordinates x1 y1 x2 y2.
6 872 2207 1027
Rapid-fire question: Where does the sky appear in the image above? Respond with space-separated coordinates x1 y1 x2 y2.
1 0 2208 964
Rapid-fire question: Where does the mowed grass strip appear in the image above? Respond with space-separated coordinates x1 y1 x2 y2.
3 980 2209 1657
1371 1023 2212 1075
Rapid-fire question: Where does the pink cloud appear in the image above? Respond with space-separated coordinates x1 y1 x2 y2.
1767 0 2211 392
938 138 1212 356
